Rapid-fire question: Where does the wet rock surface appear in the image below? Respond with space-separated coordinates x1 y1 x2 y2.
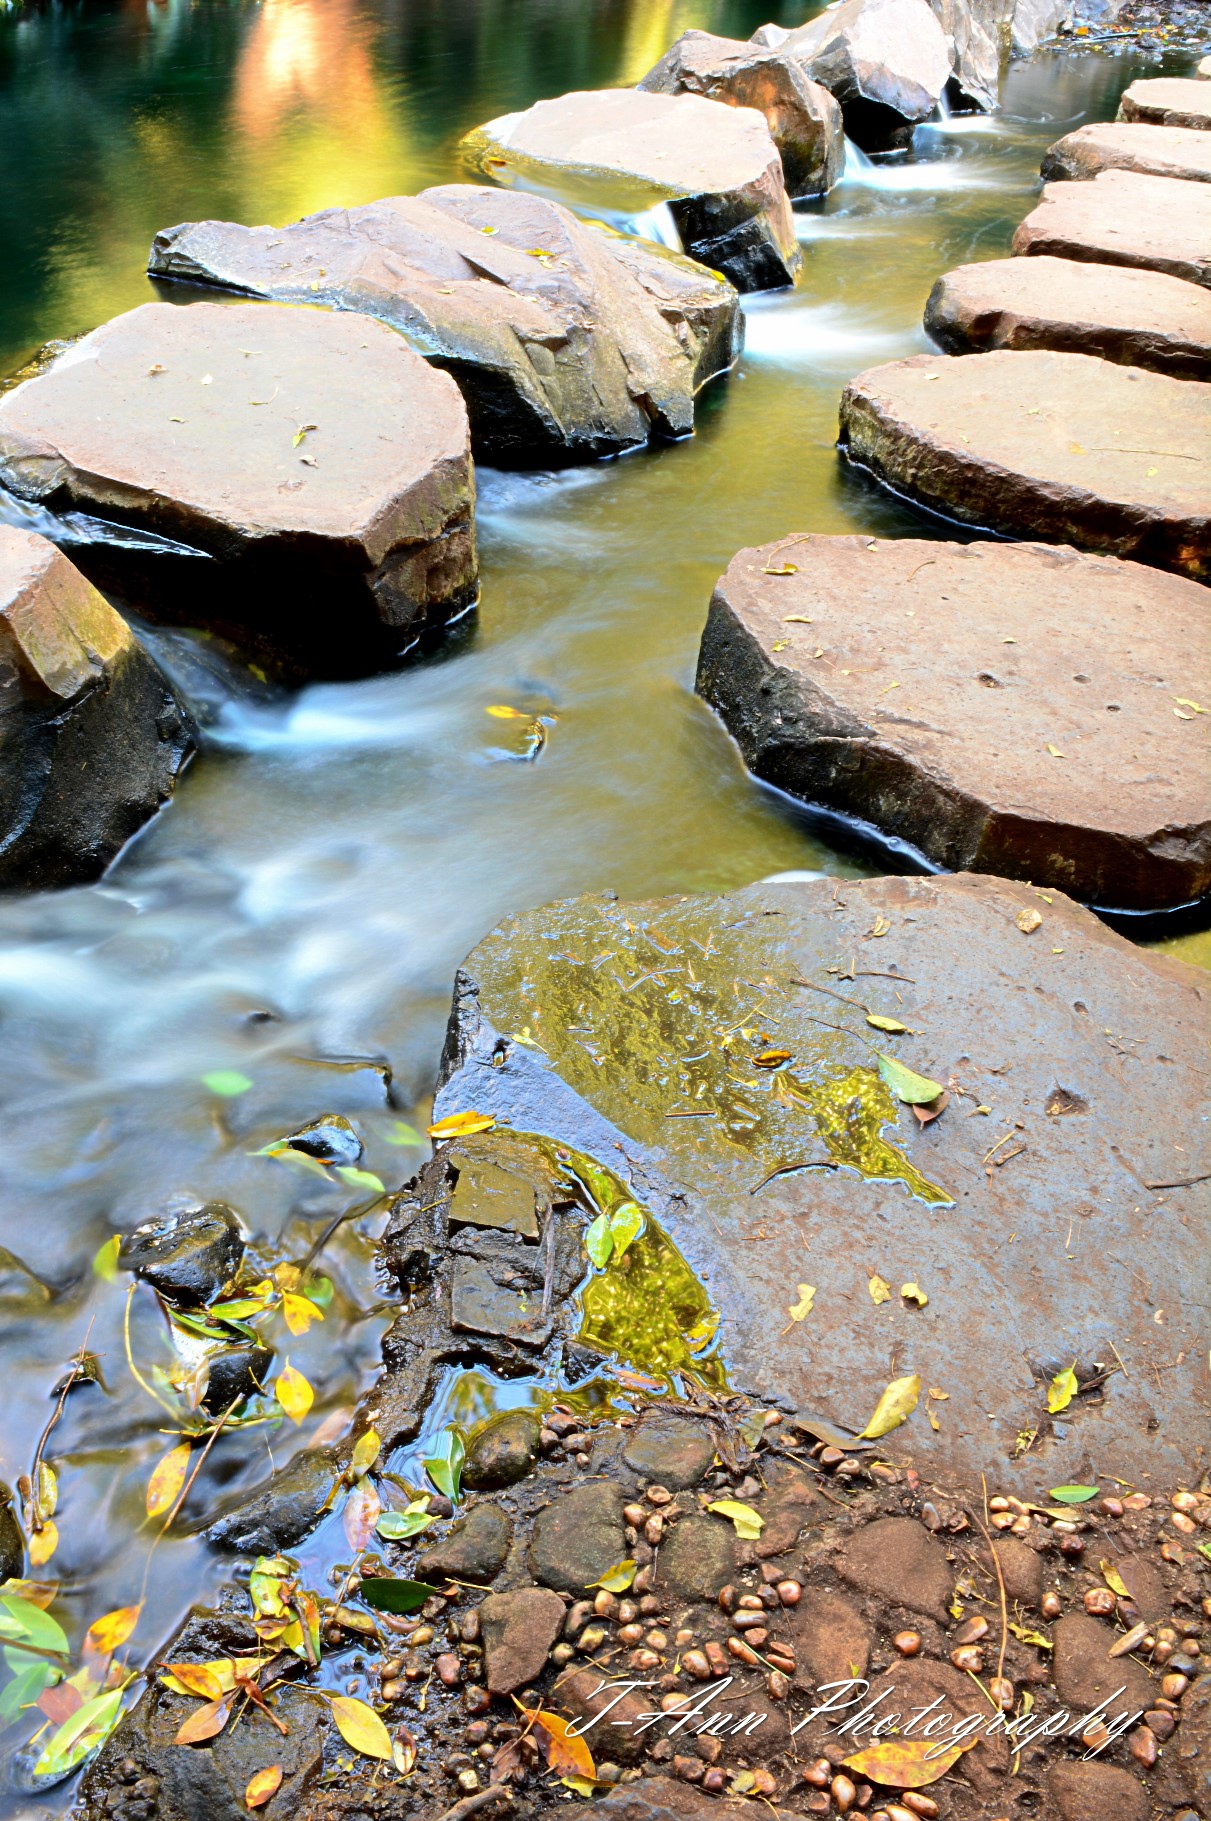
119 1201 244 1305
0 524 192 891
696 534 1211 910
1118 75 1211 129
839 349 1211 579
835 1516 952 1619
776 0 953 149
415 1502 514 1581
1013 168 1211 287
622 1407 717 1489
1042 120 1211 183
462 1409 541 1490
465 89 800 292
529 1480 627 1592
924 253 1211 378
0 302 477 681
149 187 742 466
479 1585 566 1693
636 30 843 198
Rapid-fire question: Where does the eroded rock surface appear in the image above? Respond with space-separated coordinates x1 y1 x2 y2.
149 188 741 466
839 349 1211 579
1013 168 1211 287
1118 75 1211 129
1043 120 1211 183
0 524 191 890
0 302 477 681
636 30 843 198
924 254 1211 378
696 534 1211 910
777 0 952 149
464 89 800 292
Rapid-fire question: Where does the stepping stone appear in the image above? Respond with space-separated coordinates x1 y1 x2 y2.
775 0 952 150
1013 168 1211 288
0 302 477 681
436 872 1210 1490
1200 55 1211 78
637 28 843 198
0 524 191 890
838 348 1211 580
1043 120 1211 183
696 534 1211 911
925 255 1211 379
149 187 742 467
464 88 800 293
1118 76 1211 130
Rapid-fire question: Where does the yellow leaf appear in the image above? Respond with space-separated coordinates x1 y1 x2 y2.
485 704 528 720
281 1292 325 1336
707 1500 764 1540
427 1111 496 1140
275 1362 314 1425
1069 441 1087 454
1016 908 1043 933
29 1520 58 1567
147 1442 192 1519
523 1709 597 1779
901 1282 928 1308
35 1462 58 1521
329 1694 394 1761
350 1428 381 1478
1047 744 1065 758
868 1274 892 1306
842 1736 969 1788
587 1559 636 1593
1175 698 1205 714
927 1408 940 1431
859 1373 920 1439
161 1661 227 1700
753 1049 792 1067
1100 1559 1130 1599
1047 1363 1078 1415
784 1284 817 1327
867 1013 907 1033
245 1765 283 1809
84 1606 142 1657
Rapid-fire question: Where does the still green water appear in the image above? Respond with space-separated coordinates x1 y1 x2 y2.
0 1 1205 1798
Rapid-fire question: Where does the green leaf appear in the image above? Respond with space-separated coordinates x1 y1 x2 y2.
358 1577 440 1614
92 1235 121 1281
33 1685 124 1782
201 1070 253 1098
168 1307 258 1345
874 1053 945 1105
1047 1364 1078 1415
0 1655 55 1722
707 1500 764 1540
1049 1484 1099 1504
424 1428 465 1504
334 1166 385 1194
1197 1541 1211 1563
383 1122 425 1148
867 1014 907 1034
609 1201 644 1261
376 1499 436 1542
584 1212 612 1268
0 1598 69 1656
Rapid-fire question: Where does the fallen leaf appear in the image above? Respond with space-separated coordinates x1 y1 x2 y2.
376 1497 436 1541
202 1070 252 1097
161 1662 227 1700
275 1362 314 1425
875 1053 945 1105
281 1291 325 1336
83 1606 141 1657
424 1427 465 1503
28 1520 58 1567
868 1274 892 1305
1046 1364 1078 1415
1050 1484 1099 1504
175 1694 233 1745
911 1089 949 1127
333 1166 385 1193
292 423 317 448
1100 1559 1131 1599
859 1373 920 1440
842 1736 968 1788
329 1694 393 1761
783 1284 817 1329
1175 698 1205 714
393 1727 418 1774
753 1049 792 1068
1046 744 1065 759
343 1481 381 1552
245 1765 283 1809
867 1014 908 1034
147 1443 192 1519
1008 1621 1053 1650
900 1282 928 1308
587 1560 636 1594
584 1212 612 1268
349 1429 380 1479
358 1577 440 1614
707 1500 764 1540
523 1708 597 1779
92 1235 121 1281
609 1200 644 1262
427 1111 495 1140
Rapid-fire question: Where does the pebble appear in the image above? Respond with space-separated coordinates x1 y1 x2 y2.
1172 1491 1199 1513
1145 1708 1176 1740
1162 1673 1189 1698
683 1650 712 1681
990 1676 1014 1710
778 1580 802 1606
950 1645 984 1673
695 1736 721 1764
1059 1535 1084 1558
901 1798 939 1819
803 1762 832 1789
953 1616 989 1645
1171 1513 1197 1534
435 1653 461 1687
618 1623 644 1646
594 1591 619 1618
728 1637 761 1666
831 1773 858 1813
702 1768 728 1793
751 1769 778 1796
768 1670 790 1701
674 1755 704 1784
462 1685 490 1715
1084 1588 1117 1616
733 1610 767 1631
894 1630 922 1656
1129 1724 1158 1767
624 1503 647 1527
1100 1496 1124 1517
737 1594 765 1611
718 1585 738 1612
705 1641 730 1676
1123 1493 1152 1510
644 1516 664 1544
646 1485 673 1506
1041 1592 1063 1619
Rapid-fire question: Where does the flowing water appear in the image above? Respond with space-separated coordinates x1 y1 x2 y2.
0 1 1206 1800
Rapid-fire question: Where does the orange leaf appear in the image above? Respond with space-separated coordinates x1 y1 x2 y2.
274 1361 314 1425
525 1709 597 1780
245 1766 283 1809
84 1605 142 1657
842 1737 970 1789
161 1661 227 1700
147 1442 192 1519
174 1694 232 1745
28 1519 58 1567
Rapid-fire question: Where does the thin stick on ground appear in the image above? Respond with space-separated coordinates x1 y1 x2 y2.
975 1471 1009 1686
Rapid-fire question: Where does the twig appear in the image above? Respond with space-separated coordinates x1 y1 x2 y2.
1143 1171 1211 1190
974 1478 1008 1687
435 1781 514 1821
28 1323 96 1528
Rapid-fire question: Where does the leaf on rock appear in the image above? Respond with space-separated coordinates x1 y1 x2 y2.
1016 908 1043 934
900 1282 928 1308
587 1560 636 1594
245 1765 283 1809
785 1284 816 1326
859 1373 920 1440
358 1577 440 1615
842 1736 968 1788
707 1500 764 1540
329 1694 394 1761
522 1708 597 1779
867 1014 907 1034
427 1111 495 1140
349 1429 381 1479
275 1362 314 1425
868 1274 892 1306
83 1606 141 1657
174 1694 233 1745
1046 1364 1078 1415
753 1049 792 1067
1050 1484 1098 1505
424 1428 465 1504
875 1053 945 1106
161 1661 227 1700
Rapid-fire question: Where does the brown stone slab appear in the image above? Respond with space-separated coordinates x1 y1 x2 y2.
1118 76 1211 130
0 302 476 680
149 187 741 466
0 524 192 889
463 88 800 293
924 254 1211 379
695 534 1211 911
438 873 1211 1490
838 348 1211 581
1012 168 1211 288
1043 120 1211 183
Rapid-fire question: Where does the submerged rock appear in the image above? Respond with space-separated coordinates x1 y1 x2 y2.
149 187 742 466
206 1444 339 1553
281 1114 363 1167
119 1202 244 1306
0 302 477 682
465 89 800 293
925 254 1211 379
636 30 843 198
1118 76 1211 130
776 0 952 150
462 1408 541 1489
0 525 192 891
433 874 1209 1488
697 534 1211 911
1042 120 1211 184
1013 169 1211 288
0 1484 23 1583
839 349 1211 580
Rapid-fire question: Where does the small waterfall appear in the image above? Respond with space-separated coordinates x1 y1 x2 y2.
841 136 879 181
628 201 684 252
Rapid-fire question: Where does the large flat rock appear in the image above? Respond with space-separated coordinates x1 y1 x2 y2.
1013 168 1211 287
1043 120 1211 183
839 349 1211 580
924 254 1211 379
436 873 1209 1489
0 301 476 680
149 187 741 467
778 0 952 150
637 29 843 199
696 535 1211 911
464 88 800 293
0 525 192 889
1118 76 1211 130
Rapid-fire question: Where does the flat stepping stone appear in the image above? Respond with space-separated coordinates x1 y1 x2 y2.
1118 75 1211 129
1013 168 1211 288
0 301 476 681
464 88 800 292
149 187 741 467
696 534 1211 911
0 524 191 890
839 348 1211 580
436 872 1210 1489
925 254 1211 379
1042 120 1211 183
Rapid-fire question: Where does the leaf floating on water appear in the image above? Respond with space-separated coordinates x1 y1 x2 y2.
707 1500 764 1540
34 1685 125 1781
281 1291 326 1335
1046 1363 1078 1415
587 1559 636 1594
275 1362 314 1425
424 1427 465 1504
202 1070 252 1098
875 1053 945 1106
245 1766 283 1809
1016 908 1043 934
147 1442 192 1519
859 1372 920 1439
427 1111 496 1140
1050 1484 1098 1504
485 704 529 720
92 1235 121 1281
868 1274 892 1305
358 1576 440 1614
376 1497 436 1541
842 1736 968 1788
83 1605 141 1657
343 1480 381 1553
753 1048 792 1067
0 1595 69 1655
28 1518 57 1568
174 1694 233 1745
900 1282 928 1308
867 1014 908 1034
329 1694 394 1761
609 1200 644 1261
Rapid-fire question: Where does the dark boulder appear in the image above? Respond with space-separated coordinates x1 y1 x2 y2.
119 1202 243 1306
281 1114 362 1167
462 1408 541 1490
778 0 952 149
0 1484 24 1582
415 1503 513 1582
